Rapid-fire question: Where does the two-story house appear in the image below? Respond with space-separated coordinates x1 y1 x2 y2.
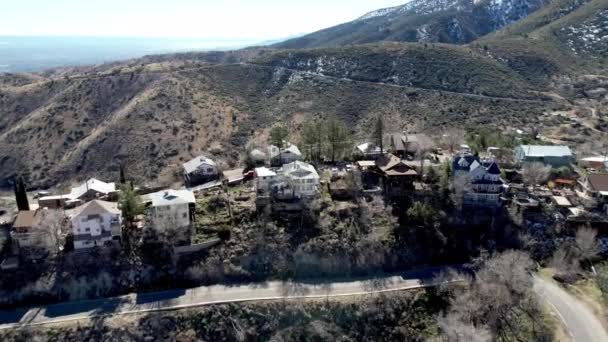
577 173 608 210
11 209 65 256
143 189 196 244
281 161 320 197
183 155 218 186
69 200 122 250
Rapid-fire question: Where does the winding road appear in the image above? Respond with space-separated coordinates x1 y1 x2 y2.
534 276 608 342
0 267 460 330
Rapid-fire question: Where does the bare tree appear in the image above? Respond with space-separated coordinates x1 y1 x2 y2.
416 135 435 176
522 162 551 190
451 174 472 208
576 226 600 267
34 209 68 255
441 128 466 153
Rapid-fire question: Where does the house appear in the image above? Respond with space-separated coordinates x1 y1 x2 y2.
70 178 117 202
383 133 432 156
11 209 64 255
255 167 278 194
355 142 382 158
69 200 122 250
38 194 73 209
579 156 608 170
577 174 608 208
514 145 574 168
143 190 196 243
269 143 302 166
281 161 320 197
374 154 418 196
183 155 218 186
453 153 505 207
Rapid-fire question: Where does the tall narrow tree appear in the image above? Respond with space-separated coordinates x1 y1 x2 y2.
13 176 29 211
326 117 350 163
269 125 289 165
119 163 127 184
374 116 384 154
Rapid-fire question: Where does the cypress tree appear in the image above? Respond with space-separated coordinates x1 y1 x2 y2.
13 176 30 211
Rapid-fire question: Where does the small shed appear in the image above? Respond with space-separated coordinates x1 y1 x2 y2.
223 168 245 186
552 196 572 208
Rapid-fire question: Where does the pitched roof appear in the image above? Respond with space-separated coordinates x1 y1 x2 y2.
70 178 116 199
486 163 501 175
70 200 120 218
144 189 195 207
587 174 608 192
518 145 573 158
13 210 36 228
452 154 480 172
376 154 417 176
269 143 302 158
282 161 319 179
183 155 216 174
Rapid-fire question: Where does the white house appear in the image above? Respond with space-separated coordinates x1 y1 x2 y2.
69 200 122 250
255 167 278 193
269 143 302 165
281 161 320 197
143 189 196 232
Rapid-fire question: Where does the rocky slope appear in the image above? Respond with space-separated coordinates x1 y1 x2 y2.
275 0 554 48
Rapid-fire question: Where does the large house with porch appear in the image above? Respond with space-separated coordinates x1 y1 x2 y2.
453 154 505 207
183 155 218 186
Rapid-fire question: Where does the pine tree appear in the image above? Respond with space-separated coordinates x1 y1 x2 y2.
374 116 384 154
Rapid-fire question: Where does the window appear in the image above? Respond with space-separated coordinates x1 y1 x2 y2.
207 168 214 173
182 212 188 218
85 228 90 232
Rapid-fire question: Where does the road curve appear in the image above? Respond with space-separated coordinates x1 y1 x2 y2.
534 276 608 342
0 267 461 330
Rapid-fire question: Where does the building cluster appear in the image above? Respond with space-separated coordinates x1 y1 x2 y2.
3 127 608 269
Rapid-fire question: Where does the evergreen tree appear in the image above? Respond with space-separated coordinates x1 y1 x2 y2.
269 125 289 165
374 116 384 154
326 117 350 163
13 176 29 211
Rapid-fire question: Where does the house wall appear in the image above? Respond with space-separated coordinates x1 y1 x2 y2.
150 203 192 230
72 212 121 250
256 175 277 192
288 177 319 196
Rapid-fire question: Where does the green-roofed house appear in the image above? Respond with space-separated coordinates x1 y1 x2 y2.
514 145 575 168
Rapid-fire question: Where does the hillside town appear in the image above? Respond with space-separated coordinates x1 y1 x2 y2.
2 121 607 268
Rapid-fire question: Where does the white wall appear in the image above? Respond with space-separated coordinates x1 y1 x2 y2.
72 212 121 250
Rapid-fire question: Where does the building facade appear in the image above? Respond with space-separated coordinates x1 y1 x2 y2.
70 200 122 250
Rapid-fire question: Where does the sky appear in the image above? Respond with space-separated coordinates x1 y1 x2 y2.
0 0 407 40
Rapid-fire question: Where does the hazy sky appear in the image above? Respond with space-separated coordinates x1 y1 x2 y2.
0 0 407 39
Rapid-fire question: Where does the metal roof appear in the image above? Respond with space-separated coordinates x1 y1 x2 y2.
518 145 573 157
183 155 216 174
144 189 195 207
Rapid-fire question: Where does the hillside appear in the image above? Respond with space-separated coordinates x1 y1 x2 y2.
0 46 558 189
472 0 608 81
274 0 553 49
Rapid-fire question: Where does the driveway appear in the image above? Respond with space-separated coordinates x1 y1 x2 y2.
534 276 608 342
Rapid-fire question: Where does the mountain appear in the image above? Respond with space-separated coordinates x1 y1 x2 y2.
0 45 553 189
0 0 606 189
274 0 553 48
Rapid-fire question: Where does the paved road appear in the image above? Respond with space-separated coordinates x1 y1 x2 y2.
534 276 608 342
0 267 460 330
